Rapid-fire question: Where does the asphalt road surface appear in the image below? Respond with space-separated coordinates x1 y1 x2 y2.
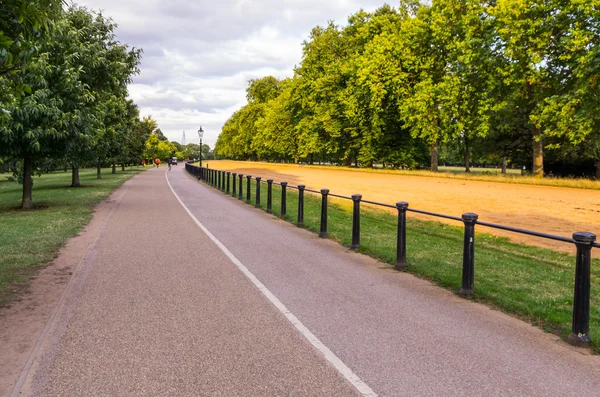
12 166 600 396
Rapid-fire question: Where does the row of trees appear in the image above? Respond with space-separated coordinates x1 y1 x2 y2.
215 0 600 178
1 2 142 208
143 123 215 163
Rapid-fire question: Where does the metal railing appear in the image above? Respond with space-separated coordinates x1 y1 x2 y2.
185 162 598 347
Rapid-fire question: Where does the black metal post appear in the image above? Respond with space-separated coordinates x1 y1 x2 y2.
255 177 262 207
232 173 237 196
568 232 596 347
351 194 362 250
281 182 287 218
217 170 220 189
297 185 305 226
266 180 273 213
238 174 243 200
246 175 251 202
226 172 231 194
460 212 478 296
395 202 409 269
221 171 225 191
319 189 329 238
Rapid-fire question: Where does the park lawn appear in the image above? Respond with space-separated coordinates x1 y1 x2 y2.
0 167 145 306
214 175 600 353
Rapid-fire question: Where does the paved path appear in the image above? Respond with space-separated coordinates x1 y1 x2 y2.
13 166 600 396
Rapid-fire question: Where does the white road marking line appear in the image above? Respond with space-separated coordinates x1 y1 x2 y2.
166 169 377 397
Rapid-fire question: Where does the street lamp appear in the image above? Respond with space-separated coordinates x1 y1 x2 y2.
198 126 204 167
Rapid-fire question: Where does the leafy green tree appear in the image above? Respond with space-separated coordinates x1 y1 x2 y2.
0 0 63 75
144 133 175 161
0 12 92 208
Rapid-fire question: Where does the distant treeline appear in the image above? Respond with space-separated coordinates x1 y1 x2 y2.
215 1 600 178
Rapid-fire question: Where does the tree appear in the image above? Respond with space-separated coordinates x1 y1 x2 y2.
489 0 590 177
0 0 63 75
144 133 175 161
0 11 92 208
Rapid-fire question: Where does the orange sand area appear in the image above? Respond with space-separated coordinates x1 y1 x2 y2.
208 160 600 252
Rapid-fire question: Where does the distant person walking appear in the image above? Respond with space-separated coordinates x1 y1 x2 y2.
154 158 160 168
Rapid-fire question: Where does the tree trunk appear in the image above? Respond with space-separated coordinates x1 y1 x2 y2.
97 162 102 179
112 162 116 174
122 164 125 171
431 142 439 172
343 158 352 167
501 157 507 174
596 159 600 180
532 127 544 178
71 167 80 187
464 136 471 173
21 156 34 209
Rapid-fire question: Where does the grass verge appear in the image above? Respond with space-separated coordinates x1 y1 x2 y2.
208 174 600 353
0 167 145 306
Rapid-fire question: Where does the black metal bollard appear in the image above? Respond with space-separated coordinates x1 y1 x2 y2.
568 232 596 347
319 189 329 238
351 194 362 250
232 173 237 196
297 185 305 226
460 213 478 295
238 174 243 200
395 202 409 269
281 182 287 218
226 172 231 194
221 171 225 191
255 177 262 207
246 175 251 202
266 180 273 213
217 170 220 188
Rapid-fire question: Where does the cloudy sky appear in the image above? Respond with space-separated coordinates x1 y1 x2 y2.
74 0 388 147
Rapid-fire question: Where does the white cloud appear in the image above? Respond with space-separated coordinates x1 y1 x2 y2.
76 0 387 146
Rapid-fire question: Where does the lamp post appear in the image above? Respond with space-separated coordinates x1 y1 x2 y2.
198 126 204 166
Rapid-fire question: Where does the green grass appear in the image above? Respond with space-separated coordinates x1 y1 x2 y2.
0 167 145 306
209 173 600 352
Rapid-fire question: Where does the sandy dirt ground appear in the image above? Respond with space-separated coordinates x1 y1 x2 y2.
208 160 600 252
